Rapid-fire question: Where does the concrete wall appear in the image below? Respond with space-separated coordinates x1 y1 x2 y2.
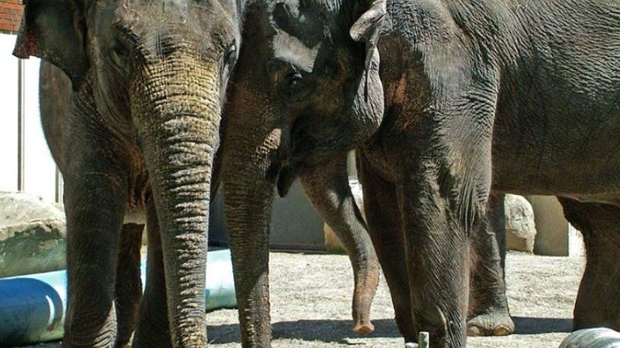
209 181 325 251
527 195 584 257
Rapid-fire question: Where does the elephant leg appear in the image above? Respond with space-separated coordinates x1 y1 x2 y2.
557 197 620 330
396 148 491 348
399 180 471 348
115 223 144 347
63 172 127 348
467 193 514 336
132 199 172 348
357 157 415 343
300 152 380 335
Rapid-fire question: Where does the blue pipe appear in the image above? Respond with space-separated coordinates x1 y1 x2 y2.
0 249 236 346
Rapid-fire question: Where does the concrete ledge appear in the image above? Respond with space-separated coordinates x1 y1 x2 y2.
0 191 66 277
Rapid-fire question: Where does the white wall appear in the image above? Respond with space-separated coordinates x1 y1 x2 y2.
0 33 58 202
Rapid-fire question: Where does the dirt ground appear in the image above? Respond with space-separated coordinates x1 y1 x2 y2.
19 251 585 348
205 251 584 348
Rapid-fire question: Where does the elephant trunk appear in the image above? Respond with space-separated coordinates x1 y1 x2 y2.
223 112 280 347
133 56 221 347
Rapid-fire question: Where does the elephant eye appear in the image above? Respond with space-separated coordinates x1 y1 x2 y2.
110 38 131 69
224 43 237 66
221 42 238 85
281 71 314 104
286 72 303 88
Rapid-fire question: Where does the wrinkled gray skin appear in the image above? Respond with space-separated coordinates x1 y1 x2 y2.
40 59 380 338
222 0 620 347
221 1 386 346
15 0 241 347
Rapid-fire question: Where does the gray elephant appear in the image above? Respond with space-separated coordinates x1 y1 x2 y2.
14 1 241 346
221 0 620 347
39 59 381 338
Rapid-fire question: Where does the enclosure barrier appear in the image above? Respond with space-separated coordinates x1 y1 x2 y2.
0 249 236 346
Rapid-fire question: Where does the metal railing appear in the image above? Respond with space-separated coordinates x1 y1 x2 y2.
15 58 63 203
17 58 24 192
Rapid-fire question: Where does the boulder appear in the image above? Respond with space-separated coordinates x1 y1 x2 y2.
0 191 66 277
505 194 537 253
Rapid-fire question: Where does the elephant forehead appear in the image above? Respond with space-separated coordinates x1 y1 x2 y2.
272 30 321 73
99 0 231 25
91 0 238 55
270 0 341 46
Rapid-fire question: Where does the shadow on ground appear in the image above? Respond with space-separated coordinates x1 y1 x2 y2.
14 317 574 346
207 318 401 344
512 316 572 335
208 316 573 344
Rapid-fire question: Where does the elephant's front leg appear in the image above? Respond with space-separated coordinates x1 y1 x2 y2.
467 193 514 336
299 152 380 335
398 137 494 348
395 53 499 347
399 169 474 348
63 168 128 347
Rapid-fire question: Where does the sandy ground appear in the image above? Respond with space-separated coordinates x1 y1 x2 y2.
16 251 585 348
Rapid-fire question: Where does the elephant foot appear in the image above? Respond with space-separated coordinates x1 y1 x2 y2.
467 311 514 336
353 319 375 335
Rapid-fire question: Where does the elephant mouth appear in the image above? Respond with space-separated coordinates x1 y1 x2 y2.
265 116 328 197
266 157 304 198
264 119 307 197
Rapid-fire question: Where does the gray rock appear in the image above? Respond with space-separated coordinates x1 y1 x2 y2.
505 194 537 253
0 191 66 277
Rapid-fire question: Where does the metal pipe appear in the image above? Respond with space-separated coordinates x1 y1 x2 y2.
419 332 430 348
55 167 62 203
0 249 237 346
17 59 25 192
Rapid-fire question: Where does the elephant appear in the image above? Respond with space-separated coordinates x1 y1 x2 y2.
39 59 381 338
14 0 241 346
221 0 620 347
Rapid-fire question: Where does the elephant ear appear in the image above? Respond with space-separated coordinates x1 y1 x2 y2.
349 0 385 99
13 0 89 88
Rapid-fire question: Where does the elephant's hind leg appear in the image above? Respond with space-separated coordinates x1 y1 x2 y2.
115 223 145 347
132 200 172 348
558 197 620 331
467 193 514 337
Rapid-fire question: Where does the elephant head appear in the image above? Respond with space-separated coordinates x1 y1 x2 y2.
221 0 385 345
227 0 385 196
15 0 241 346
